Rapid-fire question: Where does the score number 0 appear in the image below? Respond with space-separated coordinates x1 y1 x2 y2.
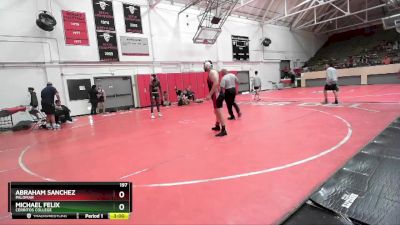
118 183 128 211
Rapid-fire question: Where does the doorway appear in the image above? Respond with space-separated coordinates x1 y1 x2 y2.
280 60 291 79
94 76 134 112
237 71 250 93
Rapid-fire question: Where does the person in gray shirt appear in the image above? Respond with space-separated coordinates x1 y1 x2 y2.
253 71 262 101
220 69 241 120
323 62 339 104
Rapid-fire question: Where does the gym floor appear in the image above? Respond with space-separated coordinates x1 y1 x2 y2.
1 84 399 224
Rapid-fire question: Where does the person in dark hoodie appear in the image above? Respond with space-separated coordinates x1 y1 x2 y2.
55 100 73 124
88 85 99 115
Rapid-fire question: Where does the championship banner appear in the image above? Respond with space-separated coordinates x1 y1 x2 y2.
62 11 89 46
92 0 115 32
123 3 143 33
232 35 249 61
97 31 119 62
92 0 119 61
120 36 149 56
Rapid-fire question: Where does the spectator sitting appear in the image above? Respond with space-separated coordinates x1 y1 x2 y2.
162 91 171 106
185 86 195 101
386 42 393 51
55 100 73 124
348 56 354 68
177 90 190 106
393 41 399 51
182 91 190 104
382 55 391 65
282 67 290 79
175 87 182 97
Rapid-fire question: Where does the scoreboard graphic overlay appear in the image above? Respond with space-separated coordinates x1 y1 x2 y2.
8 182 132 220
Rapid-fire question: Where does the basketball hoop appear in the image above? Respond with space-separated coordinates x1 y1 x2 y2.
192 27 221 45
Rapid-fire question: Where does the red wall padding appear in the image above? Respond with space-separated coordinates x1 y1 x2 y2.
137 74 151 107
137 71 227 107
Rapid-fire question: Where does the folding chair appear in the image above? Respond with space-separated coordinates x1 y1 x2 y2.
28 107 47 129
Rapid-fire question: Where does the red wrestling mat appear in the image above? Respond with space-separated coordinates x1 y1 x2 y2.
0 84 399 224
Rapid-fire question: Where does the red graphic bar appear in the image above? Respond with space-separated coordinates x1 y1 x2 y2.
62 11 86 22
64 30 89 40
12 189 130 201
65 39 89 46
64 21 88 31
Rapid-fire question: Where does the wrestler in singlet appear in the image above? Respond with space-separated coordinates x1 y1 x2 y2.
149 74 162 118
207 75 218 109
204 60 227 136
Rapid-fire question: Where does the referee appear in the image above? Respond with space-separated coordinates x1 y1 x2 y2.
220 69 241 120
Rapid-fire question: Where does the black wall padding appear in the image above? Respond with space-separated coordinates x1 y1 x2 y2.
367 73 400 84
305 75 361 87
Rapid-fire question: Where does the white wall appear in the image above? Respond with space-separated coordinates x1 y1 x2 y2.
261 24 326 67
0 0 327 119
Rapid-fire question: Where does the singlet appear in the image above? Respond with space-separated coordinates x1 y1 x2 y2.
207 70 221 95
207 76 213 92
150 80 160 93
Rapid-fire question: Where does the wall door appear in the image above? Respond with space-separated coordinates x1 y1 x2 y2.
280 60 291 79
94 76 134 111
237 71 250 93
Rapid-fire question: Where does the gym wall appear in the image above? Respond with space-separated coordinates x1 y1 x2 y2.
0 0 327 116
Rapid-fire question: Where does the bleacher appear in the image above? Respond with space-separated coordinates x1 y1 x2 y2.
306 26 400 71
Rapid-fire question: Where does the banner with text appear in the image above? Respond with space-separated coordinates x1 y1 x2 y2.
120 36 149 56
97 31 119 61
93 0 119 61
93 0 115 31
123 3 143 33
62 11 89 46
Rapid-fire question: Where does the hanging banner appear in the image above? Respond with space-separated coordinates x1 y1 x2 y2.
232 35 249 61
97 31 119 62
120 36 149 56
93 0 115 32
92 0 119 61
62 11 89 46
123 3 143 33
